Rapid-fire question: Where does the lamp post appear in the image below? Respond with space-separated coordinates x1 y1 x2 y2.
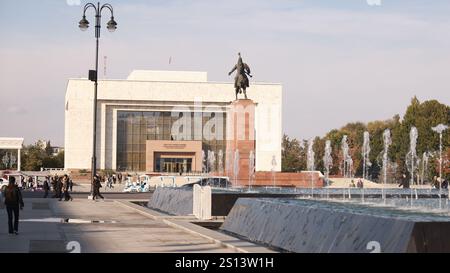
2 153 10 169
432 124 448 201
79 2 117 198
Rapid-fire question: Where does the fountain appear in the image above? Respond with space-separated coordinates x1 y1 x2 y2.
420 152 428 185
208 150 216 174
233 150 240 187
249 150 255 190
406 127 418 207
218 149 224 176
323 140 333 200
361 132 371 203
271 155 277 188
201 150 206 174
341 135 351 178
362 131 371 180
348 157 354 178
307 139 315 197
226 149 233 183
222 197 450 253
382 129 392 204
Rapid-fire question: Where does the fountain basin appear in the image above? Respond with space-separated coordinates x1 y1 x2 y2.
148 187 449 216
221 198 450 253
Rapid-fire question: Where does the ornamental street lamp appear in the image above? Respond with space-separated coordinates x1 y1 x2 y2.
10 154 16 168
79 2 117 198
432 124 448 200
1 152 16 169
2 153 9 168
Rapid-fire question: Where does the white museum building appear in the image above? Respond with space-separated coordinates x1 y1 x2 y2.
64 70 282 174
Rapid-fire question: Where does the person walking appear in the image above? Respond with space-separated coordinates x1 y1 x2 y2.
92 175 104 201
109 175 114 189
43 177 50 198
118 173 122 184
27 176 33 190
357 178 364 188
61 175 73 202
57 176 63 201
18 176 23 190
69 177 73 192
51 175 59 198
4 177 24 235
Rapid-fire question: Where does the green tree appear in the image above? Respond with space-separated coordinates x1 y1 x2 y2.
313 136 325 173
22 145 46 171
21 142 65 171
392 97 449 180
281 134 303 172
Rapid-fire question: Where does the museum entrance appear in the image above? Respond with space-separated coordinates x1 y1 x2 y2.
154 153 194 173
160 158 192 173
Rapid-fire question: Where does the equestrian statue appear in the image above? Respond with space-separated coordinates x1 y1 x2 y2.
228 53 252 100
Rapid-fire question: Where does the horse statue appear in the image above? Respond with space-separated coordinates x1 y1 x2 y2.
228 53 252 100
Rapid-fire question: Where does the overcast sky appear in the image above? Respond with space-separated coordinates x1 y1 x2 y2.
1 0 449 146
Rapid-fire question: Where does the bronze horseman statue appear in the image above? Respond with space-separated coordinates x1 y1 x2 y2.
228 53 252 100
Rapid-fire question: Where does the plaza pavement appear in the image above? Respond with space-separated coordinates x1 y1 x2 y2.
72 182 127 192
0 197 272 253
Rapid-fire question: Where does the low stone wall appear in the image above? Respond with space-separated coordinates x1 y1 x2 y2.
147 187 193 215
209 171 324 188
221 198 450 253
149 189 307 216
253 171 323 187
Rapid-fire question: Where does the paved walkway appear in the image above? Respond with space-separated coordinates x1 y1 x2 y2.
0 198 237 253
72 183 128 193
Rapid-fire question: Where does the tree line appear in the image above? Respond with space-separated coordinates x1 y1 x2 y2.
282 97 450 183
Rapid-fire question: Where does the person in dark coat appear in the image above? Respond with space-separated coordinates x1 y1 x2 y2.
57 177 63 201
69 178 73 192
92 175 104 200
61 175 73 201
43 177 50 198
27 176 33 190
51 175 58 198
3 177 24 235
398 174 410 189
442 179 449 190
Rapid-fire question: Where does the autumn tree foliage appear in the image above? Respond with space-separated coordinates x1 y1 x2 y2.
282 97 449 182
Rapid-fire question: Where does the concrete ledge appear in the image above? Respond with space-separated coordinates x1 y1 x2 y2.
221 198 450 253
148 187 194 216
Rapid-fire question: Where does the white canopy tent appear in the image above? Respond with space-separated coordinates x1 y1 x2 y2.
0 137 24 171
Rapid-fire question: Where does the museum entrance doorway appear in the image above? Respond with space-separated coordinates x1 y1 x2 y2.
154 153 194 173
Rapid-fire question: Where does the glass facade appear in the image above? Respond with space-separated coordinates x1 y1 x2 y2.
117 111 226 172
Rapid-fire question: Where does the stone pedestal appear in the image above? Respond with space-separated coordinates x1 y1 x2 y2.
226 99 256 186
